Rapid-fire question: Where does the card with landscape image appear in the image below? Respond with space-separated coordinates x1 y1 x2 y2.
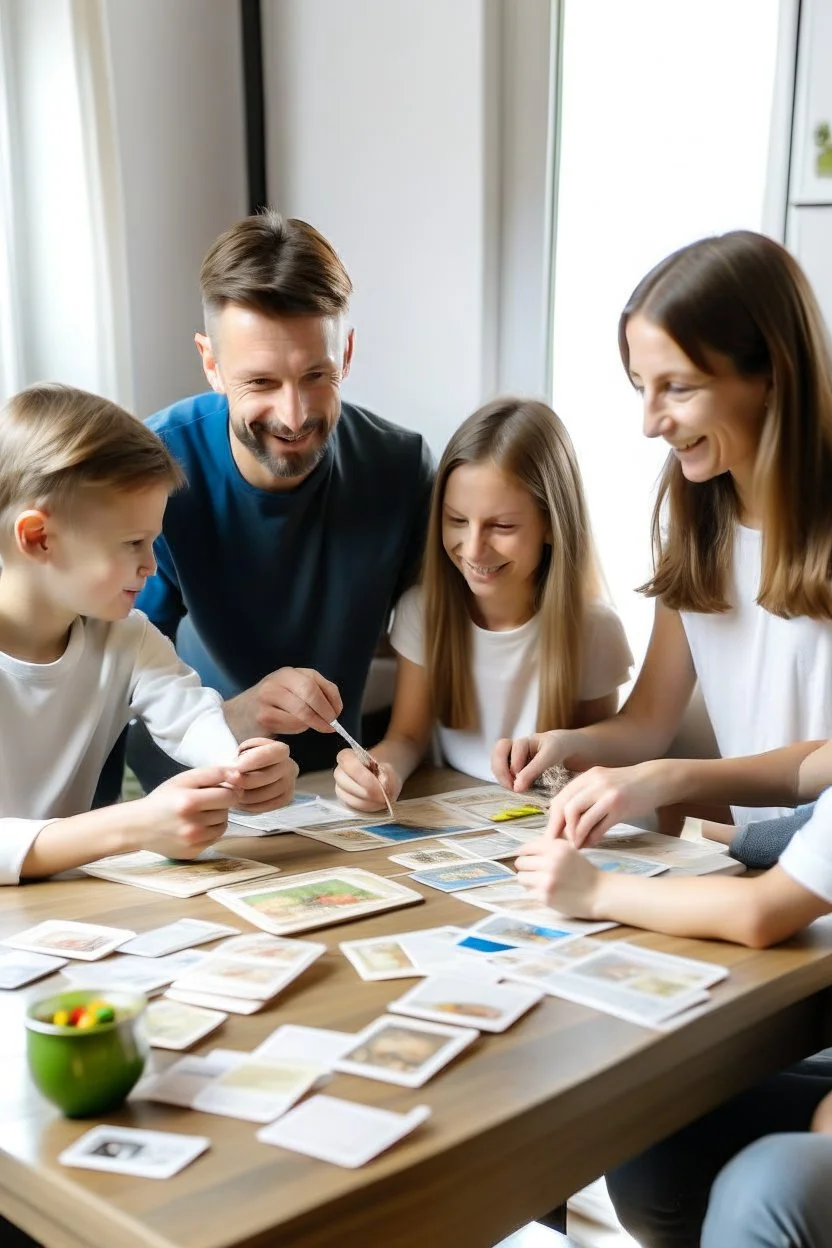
208 868 423 936
408 859 516 893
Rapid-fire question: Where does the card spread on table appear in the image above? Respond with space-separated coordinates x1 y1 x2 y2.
254 1024 355 1066
450 883 617 934
339 935 423 981
208 868 423 936
192 1056 326 1123
118 919 239 958
334 1014 479 1088
164 987 266 1015
438 830 527 860
62 954 184 997
407 859 516 893
387 846 472 869
387 975 543 1033
397 932 504 982
1 920 135 961
135 1050 243 1108
465 913 599 949
489 938 608 983
581 849 668 877
295 825 390 852
0 949 67 989
82 850 279 897
58 1125 210 1179
145 999 228 1050
437 786 548 829
170 933 326 1001
257 1095 431 1167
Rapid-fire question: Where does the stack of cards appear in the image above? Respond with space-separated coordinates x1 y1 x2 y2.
387 976 543 1033
82 850 280 896
225 791 324 835
257 1095 430 1168
334 1015 479 1087
208 868 423 936
144 999 228 1050
1 920 135 960
137 1048 327 1123
166 933 326 1014
59 1125 210 1179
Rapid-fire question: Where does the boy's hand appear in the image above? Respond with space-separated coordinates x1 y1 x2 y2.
514 837 602 918
546 760 675 848
491 731 573 792
133 766 239 859
230 739 298 812
334 748 401 813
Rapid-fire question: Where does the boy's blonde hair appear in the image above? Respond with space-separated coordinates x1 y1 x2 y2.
0 384 183 538
423 397 602 733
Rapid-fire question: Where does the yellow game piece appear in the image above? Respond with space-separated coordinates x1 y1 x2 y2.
74 1011 96 1029
52 1009 70 1027
492 805 542 822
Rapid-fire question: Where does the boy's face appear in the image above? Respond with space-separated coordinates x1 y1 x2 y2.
42 485 167 622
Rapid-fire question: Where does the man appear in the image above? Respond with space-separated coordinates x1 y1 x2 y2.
129 210 433 781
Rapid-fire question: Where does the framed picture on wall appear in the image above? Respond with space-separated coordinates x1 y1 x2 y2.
791 0 832 204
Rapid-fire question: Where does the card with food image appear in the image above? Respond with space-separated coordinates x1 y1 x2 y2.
82 850 280 897
387 975 544 1033
208 868 423 936
1 919 135 961
192 1056 326 1122
408 859 516 893
170 934 326 1001
334 1014 479 1088
144 999 228 1050
339 935 423 981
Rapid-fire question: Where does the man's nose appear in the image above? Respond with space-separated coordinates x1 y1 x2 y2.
273 384 305 432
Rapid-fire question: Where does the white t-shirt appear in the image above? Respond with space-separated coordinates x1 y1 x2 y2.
779 786 832 905
681 525 832 824
390 586 633 782
0 610 239 884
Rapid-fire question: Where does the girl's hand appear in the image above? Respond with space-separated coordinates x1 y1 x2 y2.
334 749 402 812
514 838 602 918
546 760 677 848
491 731 573 792
812 1089 832 1134
231 738 299 812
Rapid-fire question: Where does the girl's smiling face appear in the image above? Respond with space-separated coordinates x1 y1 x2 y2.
442 460 550 629
626 314 769 515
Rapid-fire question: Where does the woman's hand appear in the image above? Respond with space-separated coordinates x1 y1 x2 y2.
491 730 576 792
546 760 679 848
514 837 602 917
334 749 402 813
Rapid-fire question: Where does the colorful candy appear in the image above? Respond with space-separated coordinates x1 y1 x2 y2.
48 999 116 1028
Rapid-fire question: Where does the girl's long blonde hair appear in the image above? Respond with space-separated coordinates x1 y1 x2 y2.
423 397 601 732
621 230 832 618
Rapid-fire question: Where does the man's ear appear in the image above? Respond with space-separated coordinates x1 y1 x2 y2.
14 509 51 559
341 327 355 382
195 332 226 394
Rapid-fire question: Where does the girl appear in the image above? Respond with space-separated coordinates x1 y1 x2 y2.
493 230 832 837
333 397 632 812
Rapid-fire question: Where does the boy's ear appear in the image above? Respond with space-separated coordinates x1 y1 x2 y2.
14 509 51 559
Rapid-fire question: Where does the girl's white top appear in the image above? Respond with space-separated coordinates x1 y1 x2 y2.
391 585 633 782
0 610 238 883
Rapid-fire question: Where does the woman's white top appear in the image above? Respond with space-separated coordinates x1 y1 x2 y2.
390 585 633 782
0 611 238 884
681 525 832 823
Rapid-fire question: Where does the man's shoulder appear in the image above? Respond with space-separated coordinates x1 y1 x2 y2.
337 401 429 465
147 391 228 444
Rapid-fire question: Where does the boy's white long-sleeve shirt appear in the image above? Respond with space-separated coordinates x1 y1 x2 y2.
0 610 239 884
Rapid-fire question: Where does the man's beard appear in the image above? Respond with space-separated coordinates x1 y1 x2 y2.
234 416 331 480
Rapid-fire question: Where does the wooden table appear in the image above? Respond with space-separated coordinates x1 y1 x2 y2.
2 768 832 1248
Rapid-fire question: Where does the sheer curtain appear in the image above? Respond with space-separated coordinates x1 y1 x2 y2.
0 0 131 406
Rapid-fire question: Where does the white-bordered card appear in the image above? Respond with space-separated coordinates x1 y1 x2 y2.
334 1014 478 1087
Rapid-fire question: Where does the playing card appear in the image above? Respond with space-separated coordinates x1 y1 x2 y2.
256 1095 431 1167
0 950 67 989
82 850 279 896
438 831 526 860
465 913 597 949
407 859 516 893
135 1050 243 1107
170 934 326 1001
164 988 266 1015
192 1057 325 1122
387 846 472 869
582 849 669 877
339 935 423 981
145 999 228 1050
387 975 543 1033
118 919 239 957
58 1125 209 1178
2 920 135 961
62 955 178 997
253 1024 355 1065
334 1014 479 1087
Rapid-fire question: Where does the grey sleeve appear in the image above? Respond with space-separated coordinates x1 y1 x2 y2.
729 803 816 869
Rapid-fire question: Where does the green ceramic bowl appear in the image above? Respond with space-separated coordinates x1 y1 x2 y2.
25 989 148 1118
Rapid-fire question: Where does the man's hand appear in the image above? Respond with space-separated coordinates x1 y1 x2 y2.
131 767 239 859
231 738 298 812
224 667 343 739
334 748 401 813
514 837 602 918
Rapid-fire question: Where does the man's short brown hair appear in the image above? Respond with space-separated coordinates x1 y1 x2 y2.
200 209 353 328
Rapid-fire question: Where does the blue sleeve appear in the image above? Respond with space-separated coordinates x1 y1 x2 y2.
136 533 185 642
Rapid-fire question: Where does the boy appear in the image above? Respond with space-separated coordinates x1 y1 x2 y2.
0 383 296 884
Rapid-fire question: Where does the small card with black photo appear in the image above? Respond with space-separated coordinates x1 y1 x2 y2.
58 1124 210 1178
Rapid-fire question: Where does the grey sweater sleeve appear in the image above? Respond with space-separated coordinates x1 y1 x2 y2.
729 804 816 869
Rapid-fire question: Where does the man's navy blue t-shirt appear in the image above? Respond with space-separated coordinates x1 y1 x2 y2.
137 392 433 772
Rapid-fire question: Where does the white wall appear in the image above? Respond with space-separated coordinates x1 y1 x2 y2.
261 0 552 455
105 0 248 417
